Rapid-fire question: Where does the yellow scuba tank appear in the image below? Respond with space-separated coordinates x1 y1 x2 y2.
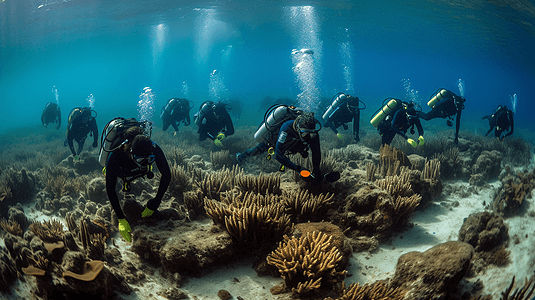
254 105 293 144
370 99 400 127
427 89 448 108
322 93 347 121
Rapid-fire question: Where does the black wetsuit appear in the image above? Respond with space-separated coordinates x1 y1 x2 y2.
105 143 171 219
161 98 191 132
379 106 424 145
196 105 234 141
42 102 61 129
419 90 464 143
66 115 98 156
483 105 514 141
324 101 360 142
238 119 321 178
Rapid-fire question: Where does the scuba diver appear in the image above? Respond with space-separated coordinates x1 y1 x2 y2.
160 98 191 133
418 89 466 144
482 105 514 141
100 120 171 242
237 105 334 182
64 107 98 160
41 102 61 129
372 100 425 147
322 93 364 143
194 101 234 147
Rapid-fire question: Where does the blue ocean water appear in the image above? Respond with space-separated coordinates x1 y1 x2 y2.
1 0 534 139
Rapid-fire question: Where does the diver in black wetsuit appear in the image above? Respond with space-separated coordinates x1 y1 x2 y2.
378 101 425 147
194 101 234 147
322 93 363 143
482 105 514 141
64 107 98 159
418 89 465 144
237 111 323 180
160 98 191 133
105 126 171 242
41 102 61 129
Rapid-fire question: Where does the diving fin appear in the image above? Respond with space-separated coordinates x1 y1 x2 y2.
324 171 340 183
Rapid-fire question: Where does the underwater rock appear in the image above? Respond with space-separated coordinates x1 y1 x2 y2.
472 150 503 181
491 169 535 217
390 241 474 300
86 177 108 205
8 204 29 230
458 211 509 273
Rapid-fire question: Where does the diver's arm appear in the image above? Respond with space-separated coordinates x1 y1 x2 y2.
415 119 424 137
147 144 171 211
310 136 321 178
274 122 299 171
57 110 61 129
105 154 126 219
505 114 514 137
91 119 99 146
223 114 234 136
67 131 76 156
184 113 191 126
325 120 338 134
353 109 360 141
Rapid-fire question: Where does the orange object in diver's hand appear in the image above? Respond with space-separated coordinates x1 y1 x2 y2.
300 170 311 177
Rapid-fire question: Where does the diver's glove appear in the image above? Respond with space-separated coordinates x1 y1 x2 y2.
216 133 226 140
74 155 79 161
118 219 132 242
418 136 425 146
141 207 154 218
214 139 223 147
407 138 417 148
336 133 344 139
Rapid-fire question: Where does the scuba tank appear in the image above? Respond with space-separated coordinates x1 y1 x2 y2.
160 98 178 120
322 93 347 121
193 101 214 126
254 104 296 144
98 117 152 167
428 89 449 108
370 98 401 127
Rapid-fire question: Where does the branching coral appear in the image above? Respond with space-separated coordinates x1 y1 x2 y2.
195 166 243 200
236 173 281 195
167 163 193 198
266 231 346 294
328 281 406 300
375 170 413 199
282 189 334 222
0 186 11 202
421 159 441 182
210 150 235 170
499 275 534 300
0 219 23 236
205 191 292 244
365 162 377 182
29 219 65 242
379 144 411 177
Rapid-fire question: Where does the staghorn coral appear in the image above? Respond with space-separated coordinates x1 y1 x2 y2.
282 189 334 223
236 172 281 195
421 159 441 182
205 192 292 245
29 219 65 243
167 163 193 199
365 162 377 182
379 144 411 177
0 219 23 236
266 231 346 295
375 169 413 198
210 150 235 170
195 166 243 200
327 281 406 300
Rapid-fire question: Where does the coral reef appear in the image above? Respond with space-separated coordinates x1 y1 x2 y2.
472 150 503 181
325 281 406 300
266 231 347 295
458 211 510 274
491 169 535 217
390 241 474 300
